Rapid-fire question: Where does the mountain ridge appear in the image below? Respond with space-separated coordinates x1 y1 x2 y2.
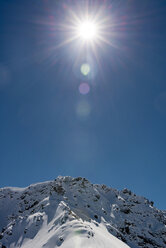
0 176 166 248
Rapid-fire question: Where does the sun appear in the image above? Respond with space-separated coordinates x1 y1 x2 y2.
77 20 98 41
54 5 114 51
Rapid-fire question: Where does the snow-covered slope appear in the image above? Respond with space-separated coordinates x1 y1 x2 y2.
0 176 166 248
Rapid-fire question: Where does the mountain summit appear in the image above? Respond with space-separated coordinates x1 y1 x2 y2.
0 176 166 248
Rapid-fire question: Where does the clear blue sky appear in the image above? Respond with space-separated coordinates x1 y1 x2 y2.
0 0 166 210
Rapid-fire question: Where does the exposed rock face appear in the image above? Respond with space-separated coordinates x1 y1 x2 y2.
0 176 165 248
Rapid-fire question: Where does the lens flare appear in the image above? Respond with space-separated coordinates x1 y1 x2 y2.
79 83 90 95
80 63 90 76
76 100 91 119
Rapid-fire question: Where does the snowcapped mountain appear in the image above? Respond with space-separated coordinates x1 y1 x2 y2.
0 176 166 248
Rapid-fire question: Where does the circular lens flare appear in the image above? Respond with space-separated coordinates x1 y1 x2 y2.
78 20 97 41
76 100 91 119
79 83 90 95
80 63 90 76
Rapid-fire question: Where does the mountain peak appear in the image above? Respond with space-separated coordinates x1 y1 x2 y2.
0 176 165 248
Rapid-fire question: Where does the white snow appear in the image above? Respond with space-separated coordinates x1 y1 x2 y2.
0 176 165 248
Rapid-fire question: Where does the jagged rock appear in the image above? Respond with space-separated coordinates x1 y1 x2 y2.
0 176 165 248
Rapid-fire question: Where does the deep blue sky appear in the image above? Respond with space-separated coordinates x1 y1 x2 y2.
0 0 166 209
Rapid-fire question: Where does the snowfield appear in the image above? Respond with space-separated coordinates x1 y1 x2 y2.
0 176 166 248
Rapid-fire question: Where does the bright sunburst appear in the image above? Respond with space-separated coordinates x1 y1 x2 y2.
43 2 119 65
77 20 98 41
57 4 114 51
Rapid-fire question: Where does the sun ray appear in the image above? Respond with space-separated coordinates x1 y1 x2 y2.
41 3 125 68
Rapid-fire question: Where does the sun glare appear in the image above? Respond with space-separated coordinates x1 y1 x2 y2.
77 20 98 41
55 5 114 52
